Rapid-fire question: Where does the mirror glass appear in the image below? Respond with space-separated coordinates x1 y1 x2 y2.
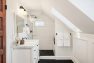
15 14 33 39
16 15 24 33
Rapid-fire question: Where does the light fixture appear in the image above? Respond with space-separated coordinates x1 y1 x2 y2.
28 15 38 23
20 6 26 11
17 6 27 17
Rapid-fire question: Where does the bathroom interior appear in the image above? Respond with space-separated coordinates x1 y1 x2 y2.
6 0 94 63
15 8 56 56
13 1 72 63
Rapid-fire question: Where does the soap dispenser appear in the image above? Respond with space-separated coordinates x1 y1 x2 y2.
20 38 24 45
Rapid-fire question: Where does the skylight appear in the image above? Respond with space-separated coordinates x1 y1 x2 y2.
51 8 82 32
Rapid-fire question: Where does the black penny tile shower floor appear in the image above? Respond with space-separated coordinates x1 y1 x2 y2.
40 50 54 56
38 59 74 63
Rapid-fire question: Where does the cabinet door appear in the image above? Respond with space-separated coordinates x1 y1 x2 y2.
74 39 88 63
78 39 88 63
88 42 94 63
12 49 31 63
73 39 78 58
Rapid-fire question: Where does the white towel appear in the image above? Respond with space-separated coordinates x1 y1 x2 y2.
63 33 71 46
56 32 64 46
56 32 71 47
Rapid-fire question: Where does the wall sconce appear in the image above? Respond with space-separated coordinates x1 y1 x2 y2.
20 6 26 11
17 6 27 16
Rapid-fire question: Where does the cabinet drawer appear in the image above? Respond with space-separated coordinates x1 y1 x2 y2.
32 46 39 52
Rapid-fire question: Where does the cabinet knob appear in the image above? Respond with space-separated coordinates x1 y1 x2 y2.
34 58 36 59
34 50 36 51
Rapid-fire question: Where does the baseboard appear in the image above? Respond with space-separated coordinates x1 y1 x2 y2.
40 56 80 63
72 56 80 63
40 56 72 60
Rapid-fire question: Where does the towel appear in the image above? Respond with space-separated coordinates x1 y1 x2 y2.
56 32 71 47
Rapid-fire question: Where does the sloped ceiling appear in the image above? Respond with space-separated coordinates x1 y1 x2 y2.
69 0 94 22
18 0 94 34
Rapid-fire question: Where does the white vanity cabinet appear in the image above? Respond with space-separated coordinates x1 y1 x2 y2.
32 43 39 63
12 40 39 63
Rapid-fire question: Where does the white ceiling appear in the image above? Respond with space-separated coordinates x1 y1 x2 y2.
18 0 94 34
18 0 41 10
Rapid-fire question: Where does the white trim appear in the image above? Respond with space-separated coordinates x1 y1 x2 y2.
40 56 80 63
40 56 72 60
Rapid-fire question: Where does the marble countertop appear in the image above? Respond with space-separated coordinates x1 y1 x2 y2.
13 40 39 49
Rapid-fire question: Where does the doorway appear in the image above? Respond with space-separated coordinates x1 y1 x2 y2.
32 13 55 57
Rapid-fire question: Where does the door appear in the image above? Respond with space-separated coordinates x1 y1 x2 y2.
0 0 6 63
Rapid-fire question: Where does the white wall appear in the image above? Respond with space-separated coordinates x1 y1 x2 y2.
73 33 94 63
6 0 17 63
32 11 55 50
55 18 72 58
